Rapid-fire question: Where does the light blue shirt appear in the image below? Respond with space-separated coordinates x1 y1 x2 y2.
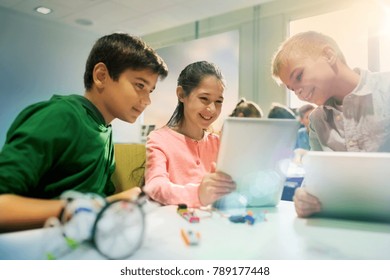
309 69 390 152
295 127 310 150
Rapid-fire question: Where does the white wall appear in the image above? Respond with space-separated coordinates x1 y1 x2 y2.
0 7 144 145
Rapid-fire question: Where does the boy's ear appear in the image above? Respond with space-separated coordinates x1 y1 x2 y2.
323 46 337 65
176 86 185 102
93 62 109 89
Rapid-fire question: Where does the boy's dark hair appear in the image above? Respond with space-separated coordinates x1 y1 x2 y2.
267 103 296 119
84 33 168 90
167 61 225 127
229 97 263 118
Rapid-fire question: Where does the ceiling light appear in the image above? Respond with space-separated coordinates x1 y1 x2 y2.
35 6 52 15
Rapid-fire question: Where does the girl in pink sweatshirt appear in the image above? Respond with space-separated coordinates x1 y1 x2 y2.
144 61 236 207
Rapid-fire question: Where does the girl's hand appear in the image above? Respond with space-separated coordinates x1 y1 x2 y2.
198 163 236 206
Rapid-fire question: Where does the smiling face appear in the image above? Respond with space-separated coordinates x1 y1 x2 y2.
272 32 350 106
92 63 159 124
179 75 224 133
278 54 337 106
104 68 159 123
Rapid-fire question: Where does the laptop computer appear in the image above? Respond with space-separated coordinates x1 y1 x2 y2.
213 117 300 211
303 151 390 222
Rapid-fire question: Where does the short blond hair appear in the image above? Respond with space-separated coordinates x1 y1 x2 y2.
271 31 346 85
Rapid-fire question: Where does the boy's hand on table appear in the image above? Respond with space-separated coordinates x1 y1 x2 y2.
293 187 321 217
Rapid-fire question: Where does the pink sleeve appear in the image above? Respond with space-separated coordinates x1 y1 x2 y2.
144 130 202 208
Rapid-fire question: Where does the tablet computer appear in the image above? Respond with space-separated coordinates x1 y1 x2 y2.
303 151 390 222
214 117 300 210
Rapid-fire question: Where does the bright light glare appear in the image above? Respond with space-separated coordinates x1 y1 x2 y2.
35 6 52 15
382 7 390 35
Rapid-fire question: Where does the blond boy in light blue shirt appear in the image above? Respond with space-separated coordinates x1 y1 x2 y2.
271 31 390 218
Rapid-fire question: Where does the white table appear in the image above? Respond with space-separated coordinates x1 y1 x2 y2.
1 201 390 260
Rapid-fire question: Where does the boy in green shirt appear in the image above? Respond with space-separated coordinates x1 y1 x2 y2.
0 33 168 232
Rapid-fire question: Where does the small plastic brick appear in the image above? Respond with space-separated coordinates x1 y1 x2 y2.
181 229 200 246
244 214 255 225
229 215 246 223
188 216 200 223
177 204 200 223
177 204 188 214
229 209 267 225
